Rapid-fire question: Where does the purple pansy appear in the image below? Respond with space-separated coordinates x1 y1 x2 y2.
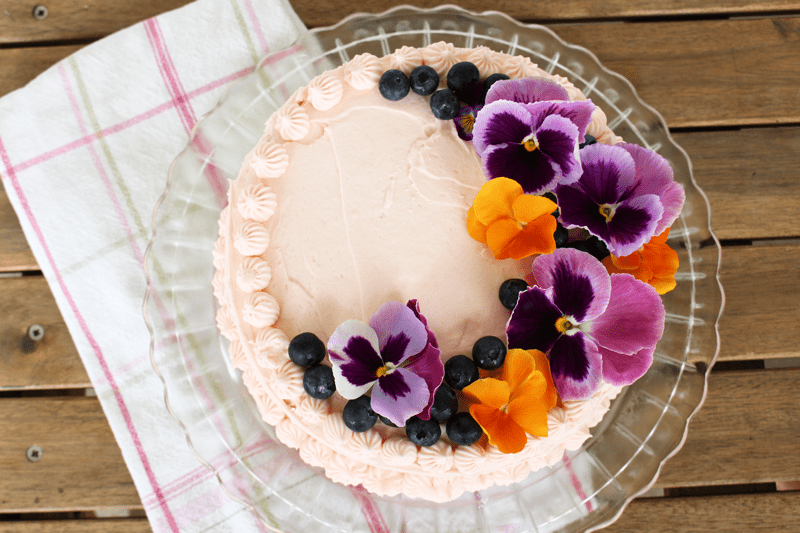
454 104 483 141
472 78 595 195
327 301 443 426
556 143 669 257
507 248 665 400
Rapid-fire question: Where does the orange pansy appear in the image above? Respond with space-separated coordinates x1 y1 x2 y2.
602 228 679 294
462 348 558 454
467 178 557 260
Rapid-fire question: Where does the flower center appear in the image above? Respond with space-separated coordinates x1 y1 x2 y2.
555 316 576 334
460 113 476 134
599 203 616 222
521 133 538 152
376 361 397 378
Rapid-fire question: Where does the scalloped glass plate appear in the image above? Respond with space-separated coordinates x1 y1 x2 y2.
144 5 724 532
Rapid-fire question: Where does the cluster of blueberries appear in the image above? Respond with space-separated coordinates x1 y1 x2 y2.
289 329 512 448
378 61 510 120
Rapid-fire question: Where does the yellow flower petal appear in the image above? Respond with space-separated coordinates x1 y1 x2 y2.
466 206 488 243
473 178 522 226
511 194 557 224
462 377 511 410
501 349 535 391
485 218 522 259
529 349 558 409
508 390 549 437
470 404 528 454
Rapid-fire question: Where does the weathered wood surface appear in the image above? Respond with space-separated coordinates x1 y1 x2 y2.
0 397 139 512
0 46 81 101
2 369 795 512
0 188 38 271
606 490 800 533
0 518 151 533
0 276 90 389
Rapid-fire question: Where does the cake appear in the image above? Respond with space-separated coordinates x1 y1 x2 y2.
213 43 682 502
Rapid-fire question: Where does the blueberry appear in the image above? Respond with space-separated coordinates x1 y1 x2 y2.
342 395 377 432
406 416 441 447
429 385 458 422
444 355 479 390
409 65 439 96
379 69 411 101
447 61 479 92
579 134 597 149
430 89 460 120
483 73 510 98
554 222 569 248
565 235 610 261
499 278 528 311
472 336 507 370
378 414 399 427
303 364 335 399
288 332 326 367
446 412 483 445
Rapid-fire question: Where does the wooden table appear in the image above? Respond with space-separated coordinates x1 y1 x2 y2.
2 1 798 531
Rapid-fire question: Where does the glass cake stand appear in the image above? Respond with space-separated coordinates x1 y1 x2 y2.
143 5 724 532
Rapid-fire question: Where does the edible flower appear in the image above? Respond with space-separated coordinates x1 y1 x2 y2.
507 248 665 400
466 177 558 260
462 348 558 454
556 143 668 257
472 78 595 194
454 104 483 141
602 228 679 295
327 301 443 427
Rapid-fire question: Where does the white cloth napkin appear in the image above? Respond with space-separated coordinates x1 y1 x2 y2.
0 0 305 530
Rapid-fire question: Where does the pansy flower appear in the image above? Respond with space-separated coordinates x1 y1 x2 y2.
462 348 558 454
602 228 679 295
507 248 665 400
472 78 595 195
454 104 483 141
327 301 443 426
556 143 668 257
466 177 557 260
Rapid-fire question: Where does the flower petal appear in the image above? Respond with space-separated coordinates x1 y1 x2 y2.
371 368 430 427
600 343 655 387
483 143 559 194
530 349 559 409
532 248 611 322
573 143 637 204
501 348 536 391
507 286 563 352
511 193 557 224
327 320 382 399
484 77 569 107
496 215 557 260
473 177 522 226
466 206 489 243
403 300 444 420
605 194 663 257
534 114 581 184
462 377 511 410
548 332 603 400
486 218 523 258
524 100 596 146
608 251 642 271
473 101 535 156
618 142 685 235
368 301 428 366
508 379 550 437
586 273 665 355
469 404 528 454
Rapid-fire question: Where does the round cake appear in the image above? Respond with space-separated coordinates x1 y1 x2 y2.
213 43 675 502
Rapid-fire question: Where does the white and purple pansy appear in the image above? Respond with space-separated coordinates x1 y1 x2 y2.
327 301 443 427
506 248 665 400
556 142 677 257
472 78 595 195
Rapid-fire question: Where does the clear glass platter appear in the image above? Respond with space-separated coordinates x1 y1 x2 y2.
143 5 724 532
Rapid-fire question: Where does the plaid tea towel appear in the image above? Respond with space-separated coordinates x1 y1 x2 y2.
0 0 305 530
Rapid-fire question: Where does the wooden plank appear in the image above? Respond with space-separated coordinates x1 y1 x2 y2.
0 397 140 511
0 46 80 98
0 276 90 389
293 0 800 28
0 1 192 44
656 368 800 488
677 126 800 241
0 188 38 272
0 518 151 533
605 491 800 532
553 17 800 129
719 243 800 362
